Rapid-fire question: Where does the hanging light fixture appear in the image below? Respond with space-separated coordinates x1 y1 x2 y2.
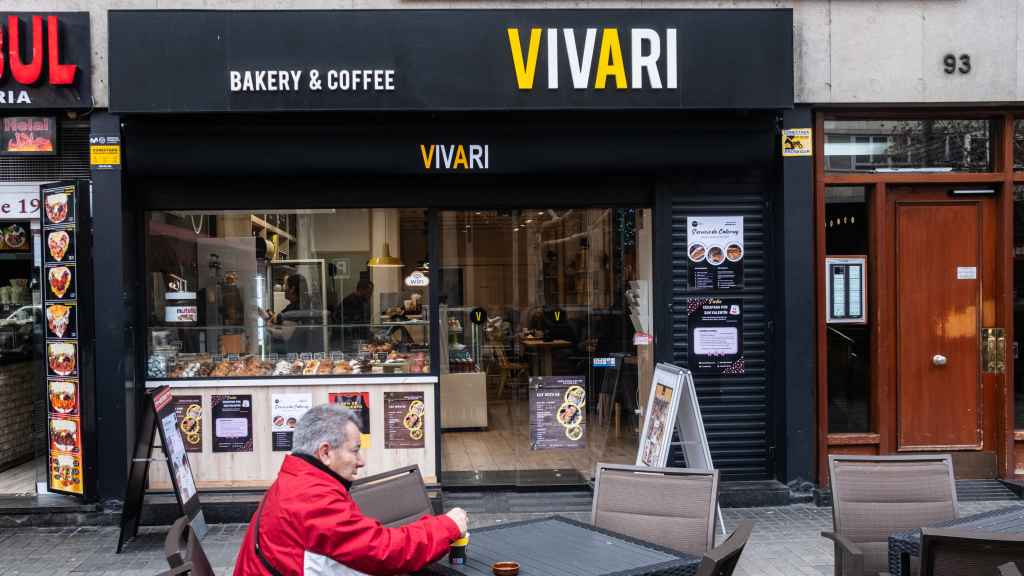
368 211 404 268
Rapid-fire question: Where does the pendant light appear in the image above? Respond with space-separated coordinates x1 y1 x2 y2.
369 212 404 268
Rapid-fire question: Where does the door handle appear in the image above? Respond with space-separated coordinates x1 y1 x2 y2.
932 354 947 366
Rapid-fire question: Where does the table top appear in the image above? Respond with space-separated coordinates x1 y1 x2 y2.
419 516 701 576
520 339 572 349
888 505 1024 576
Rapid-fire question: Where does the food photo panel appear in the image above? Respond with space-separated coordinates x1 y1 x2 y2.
48 379 80 416
45 228 75 263
0 222 31 252
43 187 75 226
47 341 79 378
46 264 76 301
45 303 78 339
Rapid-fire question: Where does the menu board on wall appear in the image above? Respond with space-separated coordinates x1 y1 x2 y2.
687 216 744 290
173 396 204 453
329 392 371 449
212 394 253 452
271 393 312 452
529 376 587 451
826 256 867 324
687 298 745 375
42 182 89 497
384 392 425 449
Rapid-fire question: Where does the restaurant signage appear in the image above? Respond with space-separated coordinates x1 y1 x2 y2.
108 10 792 113
2 116 56 154
384 392 425 449
330 392 371 449
0 14 91 109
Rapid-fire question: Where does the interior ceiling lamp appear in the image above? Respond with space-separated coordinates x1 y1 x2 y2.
369 213 404 268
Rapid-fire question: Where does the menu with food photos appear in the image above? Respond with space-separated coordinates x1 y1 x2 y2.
42 182 89 496
270 393 312 451
173 395 204 453
687 216 744 290
529 376 587 450
384 392 425 449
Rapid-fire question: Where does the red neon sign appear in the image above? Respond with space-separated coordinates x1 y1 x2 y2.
0 15 77 86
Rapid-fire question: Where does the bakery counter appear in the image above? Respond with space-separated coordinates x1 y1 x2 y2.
147 378 438 490
145 375 437 389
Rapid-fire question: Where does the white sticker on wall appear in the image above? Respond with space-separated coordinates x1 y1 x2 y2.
957 266 977 280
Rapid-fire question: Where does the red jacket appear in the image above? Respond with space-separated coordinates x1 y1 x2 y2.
235 454 460 575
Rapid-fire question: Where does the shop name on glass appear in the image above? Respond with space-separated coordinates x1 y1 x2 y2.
229 68 395 93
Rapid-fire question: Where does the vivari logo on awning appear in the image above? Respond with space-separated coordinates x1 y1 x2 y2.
507 27 678 90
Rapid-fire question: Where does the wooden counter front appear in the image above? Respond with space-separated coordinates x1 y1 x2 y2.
147 377 438 490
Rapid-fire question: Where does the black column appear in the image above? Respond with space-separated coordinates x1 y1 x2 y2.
90 112 130 502
776 106 816 484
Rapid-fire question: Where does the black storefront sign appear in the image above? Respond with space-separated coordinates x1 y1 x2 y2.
0 13 91 109
108 10 792 113
687 297 744 375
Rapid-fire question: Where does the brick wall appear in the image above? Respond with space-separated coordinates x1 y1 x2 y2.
0 361 38 470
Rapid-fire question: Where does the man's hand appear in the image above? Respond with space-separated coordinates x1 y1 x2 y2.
445 507 468 537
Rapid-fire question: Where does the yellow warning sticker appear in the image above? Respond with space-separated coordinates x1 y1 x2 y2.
782 128 812 157
90 144 121 167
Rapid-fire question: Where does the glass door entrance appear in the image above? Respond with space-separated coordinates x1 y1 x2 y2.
438 208 653 486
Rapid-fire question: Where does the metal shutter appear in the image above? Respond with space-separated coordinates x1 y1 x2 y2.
0 120 90 182
667 174 773 481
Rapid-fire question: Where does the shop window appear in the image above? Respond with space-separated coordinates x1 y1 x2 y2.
1013 186 1024 428
825 186 871 433
144 208 431 379
825 119 993 173
1014 119 1024 171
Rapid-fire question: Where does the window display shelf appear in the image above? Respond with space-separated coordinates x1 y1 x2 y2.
144 375 437 389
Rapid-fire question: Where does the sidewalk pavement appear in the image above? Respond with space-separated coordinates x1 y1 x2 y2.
0 500 1019 576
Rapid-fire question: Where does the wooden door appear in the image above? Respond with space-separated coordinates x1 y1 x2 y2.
894 188 998 451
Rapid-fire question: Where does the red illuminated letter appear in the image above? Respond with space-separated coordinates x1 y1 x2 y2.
8 16 43 85
47 16 75 85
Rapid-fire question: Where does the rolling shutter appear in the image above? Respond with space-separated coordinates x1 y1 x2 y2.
666 173 773 481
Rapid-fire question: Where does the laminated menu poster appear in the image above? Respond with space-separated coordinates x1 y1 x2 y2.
329 392 371 449
173 395 204 453
46 264 77 301
687 298 745 375
49 413 84 494
687 216 744 290
271 393 312 451
42 186 76 226
384 392 425 449
529 376 587 450
212 394 253 452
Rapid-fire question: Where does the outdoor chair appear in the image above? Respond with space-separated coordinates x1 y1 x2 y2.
695 520 753 576
349 464 434 527
920 527 1024 576
159 516 214 576
1000 562 1023 576
592 462 719 556
823 454 958 576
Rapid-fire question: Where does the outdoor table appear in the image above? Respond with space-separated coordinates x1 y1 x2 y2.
887 505 1024 576
418 515 702 576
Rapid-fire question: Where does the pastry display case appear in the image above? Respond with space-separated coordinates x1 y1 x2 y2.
439 305 487 429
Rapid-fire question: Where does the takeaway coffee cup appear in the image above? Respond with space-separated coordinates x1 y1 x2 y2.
449 533 469 564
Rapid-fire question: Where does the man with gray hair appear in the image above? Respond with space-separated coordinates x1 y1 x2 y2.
235 404 468 575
